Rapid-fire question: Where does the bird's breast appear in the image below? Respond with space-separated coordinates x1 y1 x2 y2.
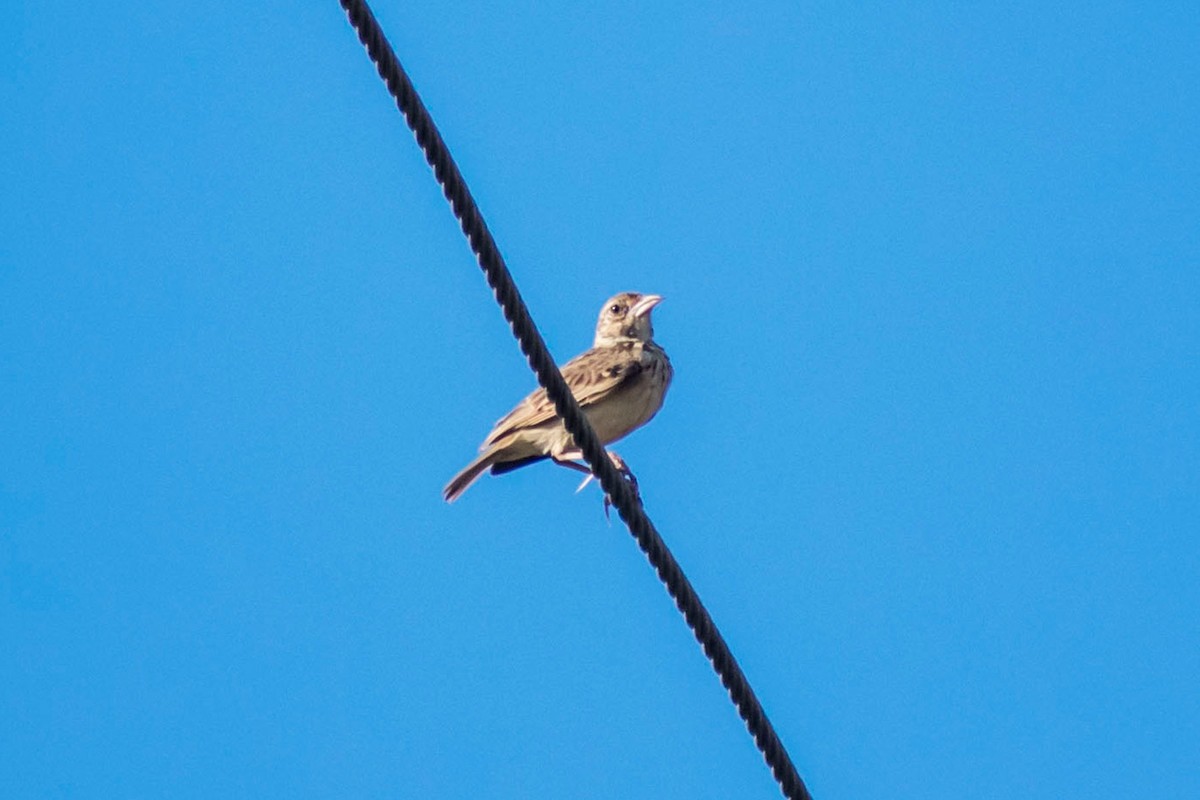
584 347 671 445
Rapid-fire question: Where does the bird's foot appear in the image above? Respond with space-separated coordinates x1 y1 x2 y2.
575 451 640 520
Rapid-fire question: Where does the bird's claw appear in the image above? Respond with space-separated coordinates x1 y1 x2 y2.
574 452 640 521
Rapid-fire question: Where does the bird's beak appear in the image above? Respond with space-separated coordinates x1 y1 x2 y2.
631 294 663 317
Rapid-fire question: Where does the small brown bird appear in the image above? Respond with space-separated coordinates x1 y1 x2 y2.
444 292 673 502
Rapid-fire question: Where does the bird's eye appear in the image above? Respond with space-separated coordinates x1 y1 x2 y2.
609 304 623 314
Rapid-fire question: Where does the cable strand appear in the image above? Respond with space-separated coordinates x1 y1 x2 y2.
338 2 812 798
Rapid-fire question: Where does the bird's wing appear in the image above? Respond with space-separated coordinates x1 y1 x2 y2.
482 345 642 449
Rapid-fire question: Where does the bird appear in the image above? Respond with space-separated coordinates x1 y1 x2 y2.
443 291 672 502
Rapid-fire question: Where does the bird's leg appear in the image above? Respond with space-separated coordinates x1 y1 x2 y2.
605 451 638 491
550 454 593 476
600 451 641 519
570 450 640 520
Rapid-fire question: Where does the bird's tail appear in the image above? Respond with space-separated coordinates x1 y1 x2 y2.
443 450 498 503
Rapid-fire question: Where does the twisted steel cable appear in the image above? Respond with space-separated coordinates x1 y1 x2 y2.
337 2 812 797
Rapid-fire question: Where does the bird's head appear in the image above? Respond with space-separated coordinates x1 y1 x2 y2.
593 292 663 347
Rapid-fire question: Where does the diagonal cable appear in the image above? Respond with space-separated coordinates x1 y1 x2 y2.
336 2 812 798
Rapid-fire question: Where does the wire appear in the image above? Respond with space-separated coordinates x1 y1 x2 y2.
337 2 813 797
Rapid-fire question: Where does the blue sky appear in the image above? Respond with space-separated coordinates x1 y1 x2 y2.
3 1 1198 797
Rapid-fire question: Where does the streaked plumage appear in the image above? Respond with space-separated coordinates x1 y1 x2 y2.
444 292 672 502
